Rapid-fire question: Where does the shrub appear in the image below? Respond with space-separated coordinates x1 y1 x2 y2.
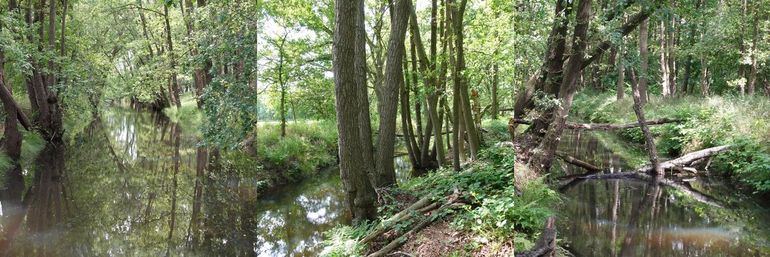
715 139 770 193
453 180 559 239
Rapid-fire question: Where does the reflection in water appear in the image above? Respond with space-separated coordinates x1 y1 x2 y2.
556 130 770 257
0 108 350 256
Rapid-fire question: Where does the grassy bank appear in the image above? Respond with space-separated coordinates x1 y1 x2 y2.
322 119 561 256
572 91 770 193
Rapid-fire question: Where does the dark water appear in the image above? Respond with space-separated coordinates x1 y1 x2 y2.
0 108 351 257
555 129 770 257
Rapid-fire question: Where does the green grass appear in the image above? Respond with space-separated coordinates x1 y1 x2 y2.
572 90 770 193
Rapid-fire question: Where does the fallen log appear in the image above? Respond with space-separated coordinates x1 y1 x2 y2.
556 152 601 172
511 118 682 130
563 146 731 207
515 217 557 257
360 195 433 244
367 201 466 257
635 145 731 173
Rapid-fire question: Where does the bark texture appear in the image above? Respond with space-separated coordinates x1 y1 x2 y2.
375 0 411 187
333 0 377 222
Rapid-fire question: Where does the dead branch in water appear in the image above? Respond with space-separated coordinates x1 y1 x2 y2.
559 145 731 207
511 118 682 130
635 145 731 173
556 152 602 172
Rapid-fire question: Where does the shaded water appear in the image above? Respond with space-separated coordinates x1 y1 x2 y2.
0 108 352 257
555 129 770 257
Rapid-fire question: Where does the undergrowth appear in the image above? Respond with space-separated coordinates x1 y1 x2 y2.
321 127 559 256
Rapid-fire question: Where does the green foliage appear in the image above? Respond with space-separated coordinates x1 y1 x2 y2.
453 180 558 239
320 225 371 257
481 118 512 146
163 93 203 133
715 139 770 193
254 121 338 181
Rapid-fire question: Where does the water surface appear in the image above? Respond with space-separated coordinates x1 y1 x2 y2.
555 129 770 257
0 108 349 257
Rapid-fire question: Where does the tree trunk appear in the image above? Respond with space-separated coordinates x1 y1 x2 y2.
700 59 709 96
491 64 499 119
616 48 625 100
451 0 480 160
278 35 287 138
660 20 670 97
137 0 155 57
530 0 593 172
163 3 181 108
333 0 378 222
374 0 410 188
638 18 649 104
668 15 677 96
515 0 571 142
192 0 211 107
0 52 23 164
629 69 663 175
748 7 759 95
408 3 444 169
356 0 377 176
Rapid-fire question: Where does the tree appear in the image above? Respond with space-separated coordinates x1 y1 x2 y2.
374 0 410 188
163 1 181 108
333 0 377 222
638 18 649 104
530 0 593 172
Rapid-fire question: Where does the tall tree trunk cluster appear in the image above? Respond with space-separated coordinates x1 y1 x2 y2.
659 12 677 97
334 0 486 221
514 0 658 172
19 0 67 141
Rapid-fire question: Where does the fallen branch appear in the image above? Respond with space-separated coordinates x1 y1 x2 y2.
511 118 682 130
556 152 601 172
562 146 732 207
367 201 466 257
635 145 731 173
0 76 32 131
360 195 433 244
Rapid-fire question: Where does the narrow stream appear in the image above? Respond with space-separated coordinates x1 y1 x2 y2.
554 129 770 257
